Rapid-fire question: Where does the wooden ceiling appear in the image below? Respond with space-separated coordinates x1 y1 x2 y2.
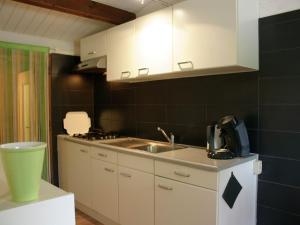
12 0 136 25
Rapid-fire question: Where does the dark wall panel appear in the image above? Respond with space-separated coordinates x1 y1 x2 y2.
50 54 94 185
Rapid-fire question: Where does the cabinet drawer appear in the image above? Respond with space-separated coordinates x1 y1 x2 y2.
155 161 217 190
118 153 154 174
91 147 117 164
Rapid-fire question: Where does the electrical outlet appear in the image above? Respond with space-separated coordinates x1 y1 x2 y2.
253 160 262 175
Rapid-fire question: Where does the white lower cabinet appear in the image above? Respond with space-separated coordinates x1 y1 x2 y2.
155 176 217 225
59 141 92 207
118 166 154 225
58 138 257 225
91 159 118 222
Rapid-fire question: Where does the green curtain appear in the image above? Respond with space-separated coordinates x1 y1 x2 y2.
0 41 49 180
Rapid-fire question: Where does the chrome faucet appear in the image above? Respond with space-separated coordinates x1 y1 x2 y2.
157 127 174 146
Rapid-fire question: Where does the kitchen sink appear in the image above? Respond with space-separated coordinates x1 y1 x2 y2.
104 138 187 153
131 143 185 153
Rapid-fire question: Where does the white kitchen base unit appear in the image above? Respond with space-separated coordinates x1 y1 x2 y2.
58 136 259 225
0 180 76 225
155 160 257 225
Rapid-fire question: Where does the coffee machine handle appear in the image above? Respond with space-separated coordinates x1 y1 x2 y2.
206 125 214 151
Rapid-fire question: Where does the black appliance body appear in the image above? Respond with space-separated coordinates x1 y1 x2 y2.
207 115 250 159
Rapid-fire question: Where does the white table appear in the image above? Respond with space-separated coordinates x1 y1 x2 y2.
0 163 75 225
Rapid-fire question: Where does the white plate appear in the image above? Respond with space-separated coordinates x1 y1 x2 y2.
63 112 91 135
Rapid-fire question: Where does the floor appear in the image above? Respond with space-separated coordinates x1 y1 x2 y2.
76 210 104 225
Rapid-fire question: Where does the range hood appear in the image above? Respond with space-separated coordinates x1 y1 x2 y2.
75 56 106 73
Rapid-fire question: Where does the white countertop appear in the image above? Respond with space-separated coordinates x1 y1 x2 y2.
59 135 258 171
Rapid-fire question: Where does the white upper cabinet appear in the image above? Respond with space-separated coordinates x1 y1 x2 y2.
173 0 258 73
80 0 258 81
80 31 107 61
134 7 173 76
107 21 136 81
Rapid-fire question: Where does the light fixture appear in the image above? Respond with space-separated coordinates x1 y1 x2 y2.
138 0 145 4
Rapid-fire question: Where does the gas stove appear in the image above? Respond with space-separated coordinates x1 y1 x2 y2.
72 131 120 141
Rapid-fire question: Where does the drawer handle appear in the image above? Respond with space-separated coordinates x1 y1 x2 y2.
104 168 115 173
121 71 131 79
81 64 89 68
88 51 96 55
138 68 149 76
120 172 132 178
177 61 194 71
80 149 88 153
174 171 190 178
98 153 107 157
158 184 173 191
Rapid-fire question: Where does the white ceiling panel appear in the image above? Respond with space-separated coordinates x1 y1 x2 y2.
0 0 113 42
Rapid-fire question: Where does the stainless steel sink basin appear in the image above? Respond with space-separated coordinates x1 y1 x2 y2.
104 138 187 153
131 143 185 153
104 139 148 148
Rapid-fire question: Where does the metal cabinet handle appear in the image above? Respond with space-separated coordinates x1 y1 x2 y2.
80 149 88 153
121 71 131 79
158 184 173 191
120 172 132 178
138 68 149 76
104 168 115 173
88 51 96 55
174 171 191 178
98 153 107 158
177 61 194 71
81 64 88 68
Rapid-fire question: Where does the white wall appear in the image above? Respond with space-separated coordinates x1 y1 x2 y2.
0 30 79 55
259 0 300 18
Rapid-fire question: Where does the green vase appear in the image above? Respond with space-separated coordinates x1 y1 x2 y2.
0 142 46 202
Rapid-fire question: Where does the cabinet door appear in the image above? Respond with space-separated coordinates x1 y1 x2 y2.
64 141 92 207
118 166 154 225
80 31 107 61
173 0 237 71
58 138 69 190
155 176 217 225
91 159 118 222
135 7 172 76
107 21 136 81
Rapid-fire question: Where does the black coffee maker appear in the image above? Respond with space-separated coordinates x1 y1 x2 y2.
207 115 250 159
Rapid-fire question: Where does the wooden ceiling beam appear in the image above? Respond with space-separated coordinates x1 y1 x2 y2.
12 0 136 25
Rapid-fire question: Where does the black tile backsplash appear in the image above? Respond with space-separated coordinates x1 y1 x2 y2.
259 130 300 160
50 9 300 225
259 156 300 187
260 105 300 132
260 18 300 52
260 76 300 104
257 205 300 225
259 48 300 77
258 181 300 215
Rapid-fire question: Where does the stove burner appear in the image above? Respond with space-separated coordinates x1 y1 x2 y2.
72 132 119 141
